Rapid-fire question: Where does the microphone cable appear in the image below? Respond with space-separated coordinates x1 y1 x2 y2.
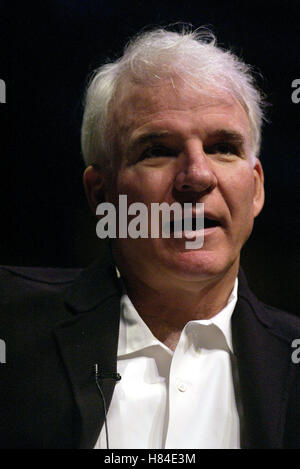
94 363 121 449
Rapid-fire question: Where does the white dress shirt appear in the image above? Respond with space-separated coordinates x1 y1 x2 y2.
94 279 240 449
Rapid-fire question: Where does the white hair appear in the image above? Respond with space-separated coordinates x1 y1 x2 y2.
81 26 266 171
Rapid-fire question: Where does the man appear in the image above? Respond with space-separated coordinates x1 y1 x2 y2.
0 27 299 449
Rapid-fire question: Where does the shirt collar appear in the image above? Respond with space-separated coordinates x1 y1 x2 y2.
189 278 238 353
118 292 165 356
117 276 238 356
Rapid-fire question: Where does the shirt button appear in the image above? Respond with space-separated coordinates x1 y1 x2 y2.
177 383 187 392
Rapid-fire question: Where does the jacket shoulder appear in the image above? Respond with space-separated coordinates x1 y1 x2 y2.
0 265 81 285
238 267 300 342
258 300 300 341
0 265 82 323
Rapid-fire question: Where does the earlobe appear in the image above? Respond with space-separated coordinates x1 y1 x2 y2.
83 165 106 214
253 159 265 218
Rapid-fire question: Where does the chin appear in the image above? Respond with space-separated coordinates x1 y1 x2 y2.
161 249 237 281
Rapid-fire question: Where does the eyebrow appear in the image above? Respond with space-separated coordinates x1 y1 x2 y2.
128 131 171 152
209 129 246 147
128 128 246 153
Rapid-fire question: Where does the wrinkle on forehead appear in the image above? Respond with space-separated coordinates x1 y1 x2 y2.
109 78 251 161
113 78 237 119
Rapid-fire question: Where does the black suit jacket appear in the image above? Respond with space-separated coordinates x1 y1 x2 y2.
0 249 300 448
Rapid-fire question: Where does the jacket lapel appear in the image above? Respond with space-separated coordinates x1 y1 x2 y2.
53 251 122 448
53 255 295 449
232 270 295 448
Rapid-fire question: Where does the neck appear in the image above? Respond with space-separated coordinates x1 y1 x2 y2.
116 259 238 350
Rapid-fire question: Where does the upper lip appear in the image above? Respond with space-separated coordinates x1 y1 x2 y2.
168 211 223 231
191 209 222 225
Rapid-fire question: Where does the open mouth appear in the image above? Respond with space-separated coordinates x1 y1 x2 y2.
203 217 221 229
169 217 221 232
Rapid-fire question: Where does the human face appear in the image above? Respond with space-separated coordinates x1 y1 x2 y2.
105 80 264 288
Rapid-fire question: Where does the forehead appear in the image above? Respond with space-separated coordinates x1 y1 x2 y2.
111 79 251 147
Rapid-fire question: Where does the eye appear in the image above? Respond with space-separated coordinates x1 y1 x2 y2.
138 145 177 161
204 142 240 156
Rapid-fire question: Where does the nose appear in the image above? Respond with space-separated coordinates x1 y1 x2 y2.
174 143 217 195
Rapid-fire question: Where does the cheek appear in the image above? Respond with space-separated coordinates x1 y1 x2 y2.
222 167 256 219
116 167 173 204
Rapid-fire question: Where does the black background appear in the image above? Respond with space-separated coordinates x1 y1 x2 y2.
0 0 299 314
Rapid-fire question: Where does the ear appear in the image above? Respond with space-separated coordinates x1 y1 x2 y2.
83 165 107 214
252 158 265 218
